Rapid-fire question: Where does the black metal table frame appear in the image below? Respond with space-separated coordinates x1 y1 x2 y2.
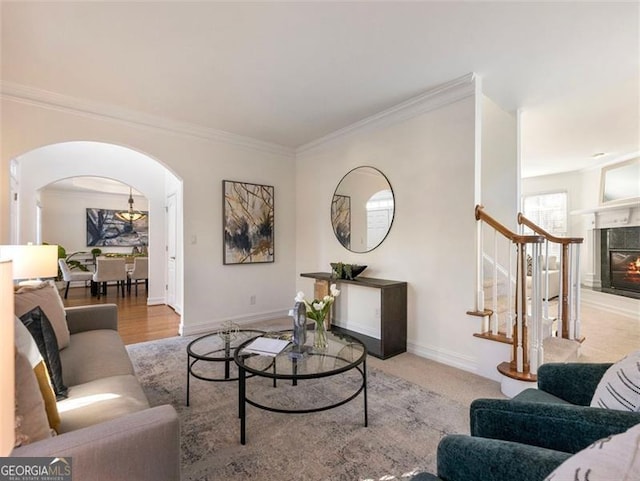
186 328 265 406
234 337 368 445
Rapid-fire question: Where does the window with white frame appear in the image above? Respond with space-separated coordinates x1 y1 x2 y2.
522 191 568 258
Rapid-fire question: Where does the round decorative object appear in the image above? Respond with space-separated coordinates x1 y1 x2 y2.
331 166 395 253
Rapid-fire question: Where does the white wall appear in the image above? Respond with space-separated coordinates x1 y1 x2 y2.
481 95 518 228
1 97 297 335
295 89 484 374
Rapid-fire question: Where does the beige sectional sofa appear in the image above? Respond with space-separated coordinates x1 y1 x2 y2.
12 301 180 481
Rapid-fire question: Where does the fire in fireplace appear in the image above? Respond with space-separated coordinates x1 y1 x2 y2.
610 250 640 293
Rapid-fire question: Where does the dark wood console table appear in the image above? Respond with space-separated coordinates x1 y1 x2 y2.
300 272 407 359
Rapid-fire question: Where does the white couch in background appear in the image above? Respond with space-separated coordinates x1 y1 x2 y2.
526 255 560 300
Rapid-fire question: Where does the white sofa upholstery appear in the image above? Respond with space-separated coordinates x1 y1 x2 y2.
526 255 560 300
526 269 560 299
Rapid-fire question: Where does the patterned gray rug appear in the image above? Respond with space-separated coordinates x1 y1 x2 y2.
126 336 468 481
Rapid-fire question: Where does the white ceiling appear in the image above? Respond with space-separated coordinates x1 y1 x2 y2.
1 1 638 177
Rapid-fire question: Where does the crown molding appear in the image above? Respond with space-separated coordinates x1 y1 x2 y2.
297 72 477 155
0 81 295 158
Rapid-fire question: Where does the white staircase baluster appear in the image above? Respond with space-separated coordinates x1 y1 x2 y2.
530 242 542 374
507 239 514 339
557 249 564 340
516 243 524 372
492 229 498 335
476 220 485 312
543 240 549 320
571 244 581 339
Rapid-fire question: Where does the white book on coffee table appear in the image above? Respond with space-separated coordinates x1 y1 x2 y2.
243 337 290 357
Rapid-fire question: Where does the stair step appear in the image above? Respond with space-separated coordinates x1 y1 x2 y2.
473 331 512 344
467 309 493 318
544 337 581 363
497 361 537 382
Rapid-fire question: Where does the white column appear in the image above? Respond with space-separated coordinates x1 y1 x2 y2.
582 213 601 288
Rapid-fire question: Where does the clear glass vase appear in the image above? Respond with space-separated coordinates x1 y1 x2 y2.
313 318 328 351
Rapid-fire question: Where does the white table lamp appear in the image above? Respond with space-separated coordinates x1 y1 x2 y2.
0 244 58 286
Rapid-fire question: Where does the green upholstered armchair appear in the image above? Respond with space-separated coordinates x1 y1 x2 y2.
410 362 640 481
411 435 571 481
470 362 640 453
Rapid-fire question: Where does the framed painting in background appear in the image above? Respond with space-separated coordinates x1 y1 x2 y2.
86 208 149 247
223 180 274 264
331 194 351 249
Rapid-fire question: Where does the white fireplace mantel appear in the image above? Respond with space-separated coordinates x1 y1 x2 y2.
572 200 640 288
571 200 640 230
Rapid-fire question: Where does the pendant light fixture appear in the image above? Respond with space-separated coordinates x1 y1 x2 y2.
115 187 146 224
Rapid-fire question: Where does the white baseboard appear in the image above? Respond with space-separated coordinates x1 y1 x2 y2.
181 309 290 337
407 340 480 377
581 276 601 289
146 297 165 306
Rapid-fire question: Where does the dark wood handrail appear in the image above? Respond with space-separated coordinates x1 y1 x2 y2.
517 213 583 244
475 205 544 244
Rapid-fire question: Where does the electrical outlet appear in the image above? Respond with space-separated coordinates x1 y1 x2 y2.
374 307 380 319
250 295 256 305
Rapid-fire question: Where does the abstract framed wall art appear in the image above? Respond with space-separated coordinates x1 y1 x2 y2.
86 208 149 247
331 194 351 249
223 180 274 264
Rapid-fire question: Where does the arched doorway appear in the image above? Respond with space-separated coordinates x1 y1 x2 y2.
9 141 183 314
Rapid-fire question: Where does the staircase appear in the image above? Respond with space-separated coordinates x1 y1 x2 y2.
470 205 583 395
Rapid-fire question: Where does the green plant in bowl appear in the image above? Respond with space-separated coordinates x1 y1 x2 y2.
330 262 367 280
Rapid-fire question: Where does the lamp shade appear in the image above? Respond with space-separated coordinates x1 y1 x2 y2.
0 245 58 281
0 260 15 455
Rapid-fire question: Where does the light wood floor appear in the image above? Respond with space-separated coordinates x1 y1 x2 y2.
62 284 181 345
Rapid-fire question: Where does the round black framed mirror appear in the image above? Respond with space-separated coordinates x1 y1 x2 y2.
331 166 395 253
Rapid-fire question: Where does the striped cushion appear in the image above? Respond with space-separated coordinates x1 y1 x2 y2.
544 423 640 481
590 350 640 411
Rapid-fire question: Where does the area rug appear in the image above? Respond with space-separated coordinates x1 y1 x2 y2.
126 336 469 481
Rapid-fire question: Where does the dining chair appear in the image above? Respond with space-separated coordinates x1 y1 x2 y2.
92 257 127 299
58 258 94 299
127 256 148 296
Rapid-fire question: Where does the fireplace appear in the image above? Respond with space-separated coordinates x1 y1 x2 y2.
600 226 640 298
609 250 640 293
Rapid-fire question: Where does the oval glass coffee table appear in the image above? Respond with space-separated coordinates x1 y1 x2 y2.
233 329 367 445
186 327 265 406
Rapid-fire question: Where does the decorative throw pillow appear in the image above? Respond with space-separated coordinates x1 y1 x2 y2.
14 318 61 432
15 281 70 350
590 350 640 411
20 306 69 400
544 423 640 480
14 349 53 445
